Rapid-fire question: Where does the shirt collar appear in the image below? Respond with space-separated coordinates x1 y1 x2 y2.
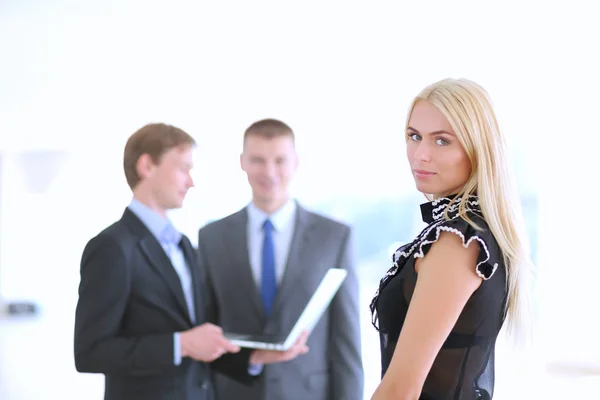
127 197 181 244
247 199 297 233
419 193 481 224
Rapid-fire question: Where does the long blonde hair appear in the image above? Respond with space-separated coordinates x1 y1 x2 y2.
407 78 533 344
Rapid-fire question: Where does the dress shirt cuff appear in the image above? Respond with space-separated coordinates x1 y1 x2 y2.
174 332 182 366
248 363 264 376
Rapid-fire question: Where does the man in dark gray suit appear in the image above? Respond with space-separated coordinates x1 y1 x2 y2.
197 119 364 400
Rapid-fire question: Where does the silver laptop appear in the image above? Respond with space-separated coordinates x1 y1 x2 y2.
224 268 348 351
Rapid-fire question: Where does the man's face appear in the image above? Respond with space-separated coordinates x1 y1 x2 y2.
141 145 195 211
240 135 298 211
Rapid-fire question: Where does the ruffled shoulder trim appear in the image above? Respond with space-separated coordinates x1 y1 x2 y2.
415 216 500 280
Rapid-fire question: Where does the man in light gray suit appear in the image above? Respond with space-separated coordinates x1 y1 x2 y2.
197 119 364 400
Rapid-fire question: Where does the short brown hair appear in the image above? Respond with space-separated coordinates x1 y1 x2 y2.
243 118 295 145
123 123 196 189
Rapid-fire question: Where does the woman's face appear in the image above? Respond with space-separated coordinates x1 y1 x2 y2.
406 100 472 199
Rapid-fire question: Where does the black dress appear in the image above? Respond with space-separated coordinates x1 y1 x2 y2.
370 195 508 400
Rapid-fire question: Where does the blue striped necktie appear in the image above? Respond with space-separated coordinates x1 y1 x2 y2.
261 219 277 316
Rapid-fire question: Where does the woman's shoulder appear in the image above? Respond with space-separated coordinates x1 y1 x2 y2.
418 199 502 280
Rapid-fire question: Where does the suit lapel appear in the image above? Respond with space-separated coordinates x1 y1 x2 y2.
139 236 192 324
225 210 266 321
271 206 314 316
180 236 205 325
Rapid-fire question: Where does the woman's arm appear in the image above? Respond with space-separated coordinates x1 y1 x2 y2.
371 231 483 399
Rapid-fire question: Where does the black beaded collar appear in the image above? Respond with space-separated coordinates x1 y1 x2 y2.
419 194 481 224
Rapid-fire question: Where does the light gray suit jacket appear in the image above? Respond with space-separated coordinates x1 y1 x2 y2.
197 203 364 400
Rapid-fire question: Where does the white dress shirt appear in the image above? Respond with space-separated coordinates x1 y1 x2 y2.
245 199 296 375
246 199 297 289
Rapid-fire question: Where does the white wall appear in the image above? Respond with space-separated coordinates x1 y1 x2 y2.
2 0 597 287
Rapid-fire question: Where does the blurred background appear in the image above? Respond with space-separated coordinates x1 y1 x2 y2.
1 0 598 398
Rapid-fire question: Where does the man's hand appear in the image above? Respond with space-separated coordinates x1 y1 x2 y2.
249 331 310 365
180 323 240 362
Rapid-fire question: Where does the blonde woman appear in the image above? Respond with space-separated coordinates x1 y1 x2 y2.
369 78 531 400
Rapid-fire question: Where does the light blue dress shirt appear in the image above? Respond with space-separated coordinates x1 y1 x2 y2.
127 198 195 366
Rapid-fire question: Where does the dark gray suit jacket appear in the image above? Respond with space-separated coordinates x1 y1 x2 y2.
197 203 364 400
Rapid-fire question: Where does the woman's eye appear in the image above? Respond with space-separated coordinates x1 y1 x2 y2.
436 138 450 146
408 133 420 141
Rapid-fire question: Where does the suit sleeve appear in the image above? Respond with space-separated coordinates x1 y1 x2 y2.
329 227 365 400
74 233 175 375
197 230 257 385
